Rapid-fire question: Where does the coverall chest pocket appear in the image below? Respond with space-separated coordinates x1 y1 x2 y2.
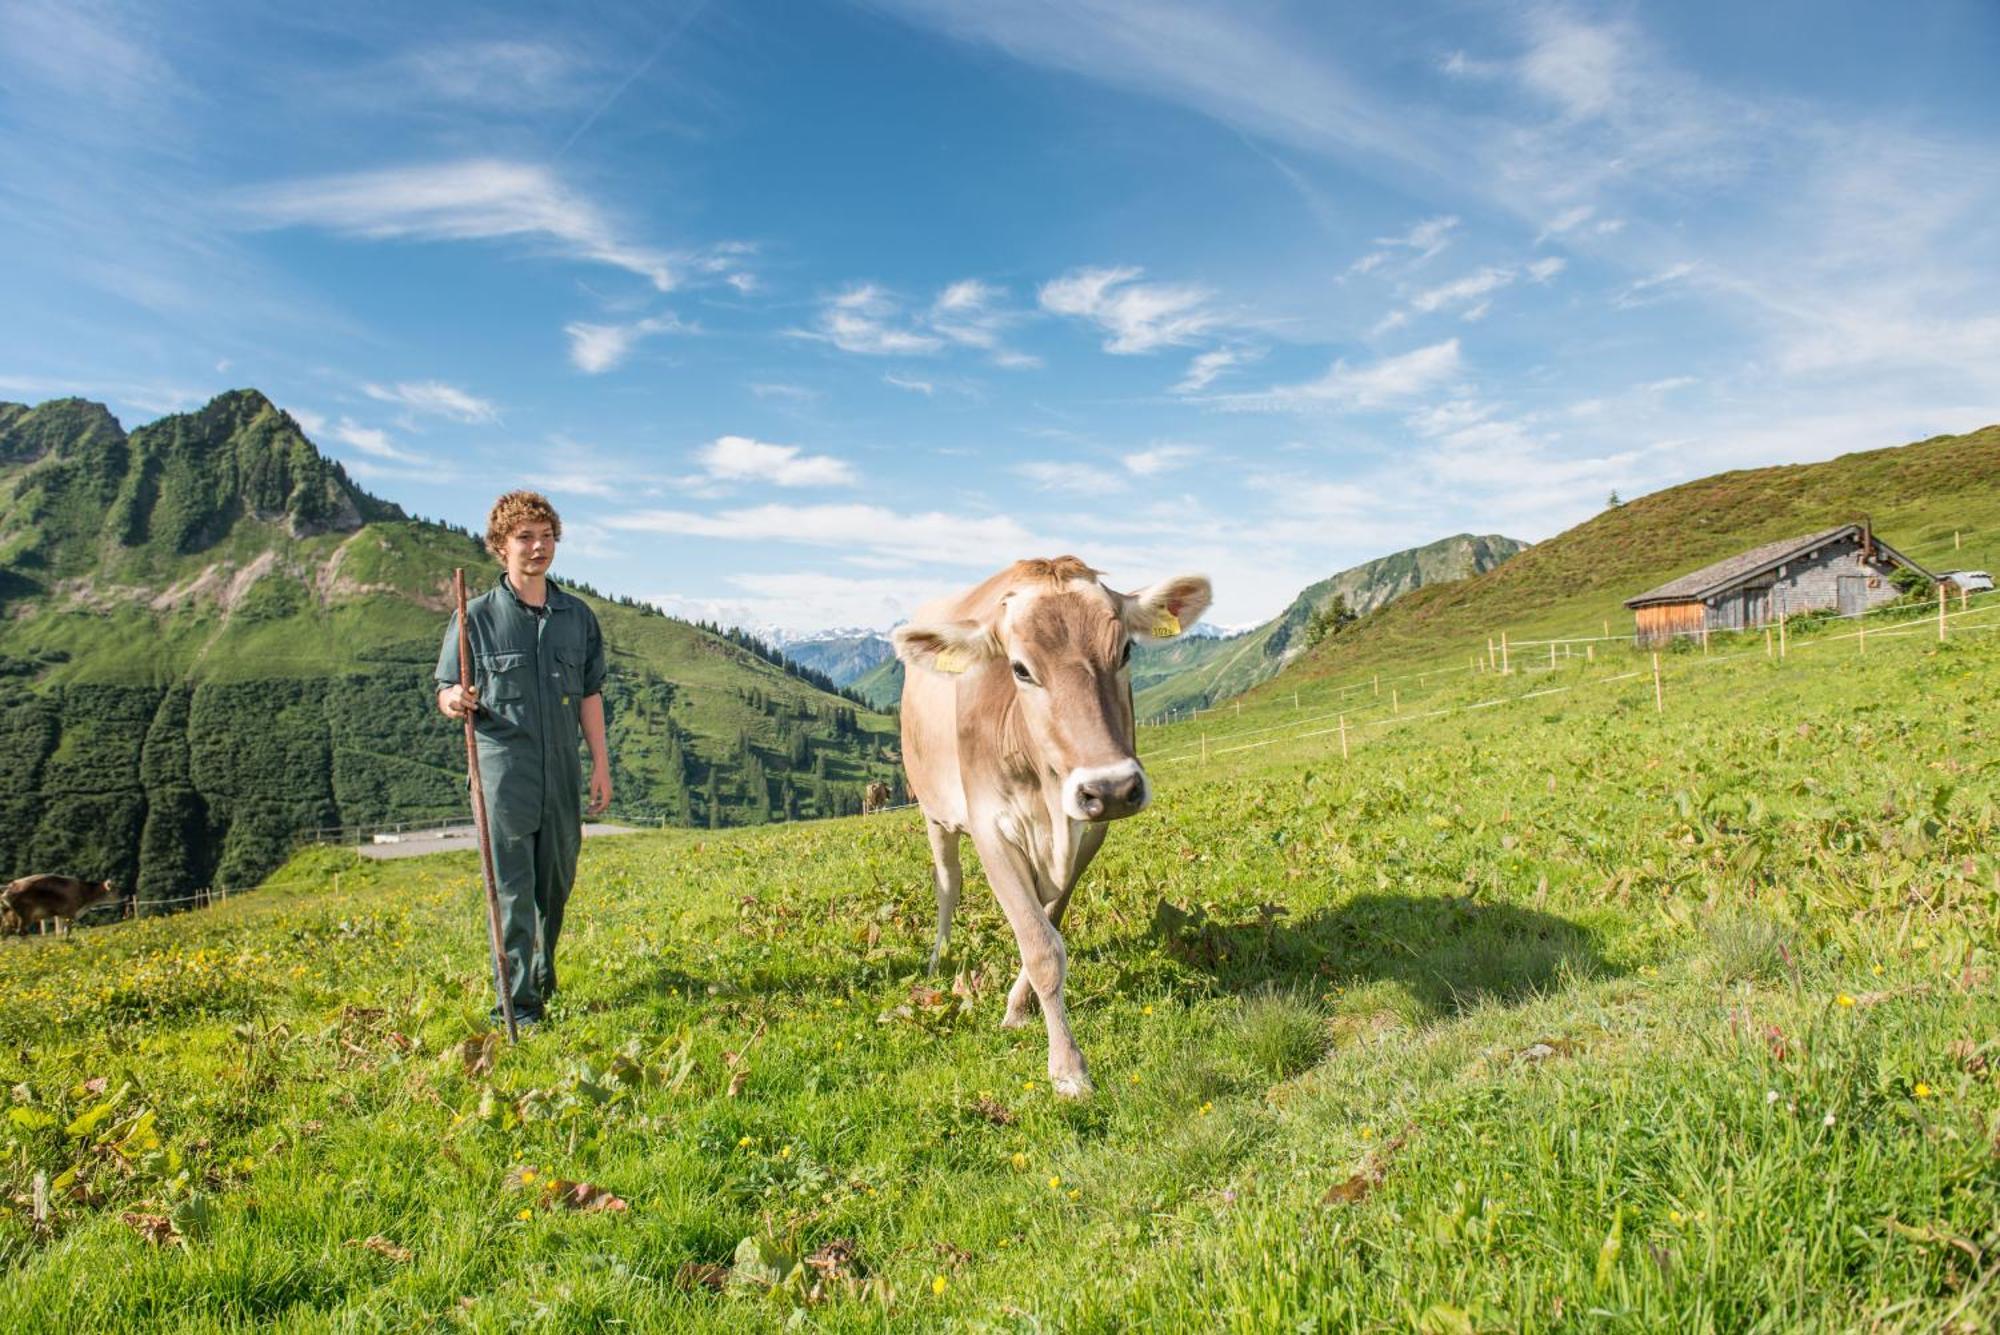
556 646 587 695
478 651 529 702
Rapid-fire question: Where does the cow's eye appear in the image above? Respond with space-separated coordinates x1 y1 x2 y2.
1120 639 1133 666
1011 660 1035 684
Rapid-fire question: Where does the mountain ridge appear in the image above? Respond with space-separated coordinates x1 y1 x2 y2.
0 390 902 910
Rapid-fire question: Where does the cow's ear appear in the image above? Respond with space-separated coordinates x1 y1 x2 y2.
893 619 1003 676
1124 575 1212 641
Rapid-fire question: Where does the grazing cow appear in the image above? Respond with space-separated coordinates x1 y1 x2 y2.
2 875 117 934
893 556 1210 1098
862 781 893 815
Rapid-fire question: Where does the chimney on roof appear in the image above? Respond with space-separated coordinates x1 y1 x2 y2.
1858 515 1873 563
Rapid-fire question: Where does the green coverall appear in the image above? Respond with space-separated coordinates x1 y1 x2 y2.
436 575 606 1021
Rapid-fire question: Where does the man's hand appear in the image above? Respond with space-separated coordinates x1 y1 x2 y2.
438 684 479 720
588 763 613 816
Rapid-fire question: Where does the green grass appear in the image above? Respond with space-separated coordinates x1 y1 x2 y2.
2 597 1995 1330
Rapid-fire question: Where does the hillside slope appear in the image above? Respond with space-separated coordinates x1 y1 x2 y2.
1 587 1992 1327
0 392 899 906
1277 423 2000 688
1131 532 1527 717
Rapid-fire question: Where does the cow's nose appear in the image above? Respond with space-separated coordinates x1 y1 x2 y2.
1069 765 1148 821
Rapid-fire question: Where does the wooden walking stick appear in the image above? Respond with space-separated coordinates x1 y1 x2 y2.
455 569 518 1043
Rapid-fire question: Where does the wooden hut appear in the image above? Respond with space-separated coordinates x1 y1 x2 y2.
1624 523 1930 646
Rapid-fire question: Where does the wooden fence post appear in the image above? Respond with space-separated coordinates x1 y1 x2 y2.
1293 690 1300 711
1500 631 1510 674
1701 623 1709 656
1586 643 1594 663
1939 582 1947 641
1234 700 1241 716
1652 651 1664 713
1549 642 1556 669
1765 626 1773 659
1373 673 1380 696
1487 636 1495 672
1338 715 1348 760
1392 688 1399 715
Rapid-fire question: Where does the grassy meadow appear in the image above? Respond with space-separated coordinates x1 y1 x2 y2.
2 597 1997 1330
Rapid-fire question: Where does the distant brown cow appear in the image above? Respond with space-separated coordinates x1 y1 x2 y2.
2 875 117 935
862 781 893 814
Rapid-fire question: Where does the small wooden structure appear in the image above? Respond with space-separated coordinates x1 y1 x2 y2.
1624 523 1930 646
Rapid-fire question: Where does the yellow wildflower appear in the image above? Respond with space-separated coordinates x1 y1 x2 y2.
932 1275 948 1296
1048 1176 1061 1190
1914 1083 1933 1099
1011 1152 1027 1170
1835 994 1855 1008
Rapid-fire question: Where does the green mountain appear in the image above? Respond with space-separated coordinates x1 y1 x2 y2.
1261 423 2000 691
841 533 1527 716
1129 533 1528 718
0 391 900 910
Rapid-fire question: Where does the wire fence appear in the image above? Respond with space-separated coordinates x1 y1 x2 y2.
1141 588 2000 768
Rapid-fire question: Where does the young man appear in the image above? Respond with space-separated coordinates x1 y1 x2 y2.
435 491 611 1027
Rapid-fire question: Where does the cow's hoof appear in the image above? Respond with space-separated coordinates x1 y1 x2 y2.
999 1007 1034 1030
1051 1071 1094 1100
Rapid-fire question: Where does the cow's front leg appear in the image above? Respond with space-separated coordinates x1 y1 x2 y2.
1003 821 1103 1028
972 824 1091 1098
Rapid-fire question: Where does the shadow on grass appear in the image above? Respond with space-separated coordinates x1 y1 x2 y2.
1145 892 1612 1017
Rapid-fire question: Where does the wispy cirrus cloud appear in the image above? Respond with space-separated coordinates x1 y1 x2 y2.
1038 266 1221 354
1172 346 1261 394
564 313 693 373
362 379 499 423
1214 338 1462 412
1123 443 1201 476
794 279 1036 364
695 435 857 487
235 159 682 291
329 416 427 465
605 502 1044 569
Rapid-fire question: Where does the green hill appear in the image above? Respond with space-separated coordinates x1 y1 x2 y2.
0 562 1992 1326
1275 423 2000 687
1131 533 1527 718
0 391 900 908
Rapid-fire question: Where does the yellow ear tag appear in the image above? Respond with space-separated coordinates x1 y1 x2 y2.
933 646 971 674
1150 610 1182 639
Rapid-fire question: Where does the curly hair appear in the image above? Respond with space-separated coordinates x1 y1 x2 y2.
485 490 563 562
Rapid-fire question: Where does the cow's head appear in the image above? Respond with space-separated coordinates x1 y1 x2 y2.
895 558 1211 822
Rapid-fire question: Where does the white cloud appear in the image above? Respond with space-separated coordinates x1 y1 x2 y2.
1613 263 1697 310
748 382 816 402
1018 460 1115 494
1123 444 1201 476
884 373 935 396
648 570 964 637
1411 266 1517 314
236 159 680 291
564 313 691 373
796 284 946 356
1039 266 1219 354
362 379 500 423
696 436 857 488
1347 215 1460 278
605 502 1044 569
287 407 327 437
330 417 425 464
1536 204 1594 242
1518 12 1629 120
1215 339 1462 412
1172 346 1260 393
1526 256 1567 283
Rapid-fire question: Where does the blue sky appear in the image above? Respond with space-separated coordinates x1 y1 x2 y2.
3 1 1996 634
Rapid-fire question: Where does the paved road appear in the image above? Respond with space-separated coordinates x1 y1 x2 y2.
353 822 642 860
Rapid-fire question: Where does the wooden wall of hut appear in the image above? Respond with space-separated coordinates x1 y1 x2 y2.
1633 601 1705 646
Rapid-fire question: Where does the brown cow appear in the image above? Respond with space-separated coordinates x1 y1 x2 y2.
2 875 117 935
893 556 1210 1098
862 781 893 815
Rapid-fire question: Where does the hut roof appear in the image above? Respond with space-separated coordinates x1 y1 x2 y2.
1624 524 1930 608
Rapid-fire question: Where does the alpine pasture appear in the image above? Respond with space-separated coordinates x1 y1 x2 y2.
3 599 1996 1330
